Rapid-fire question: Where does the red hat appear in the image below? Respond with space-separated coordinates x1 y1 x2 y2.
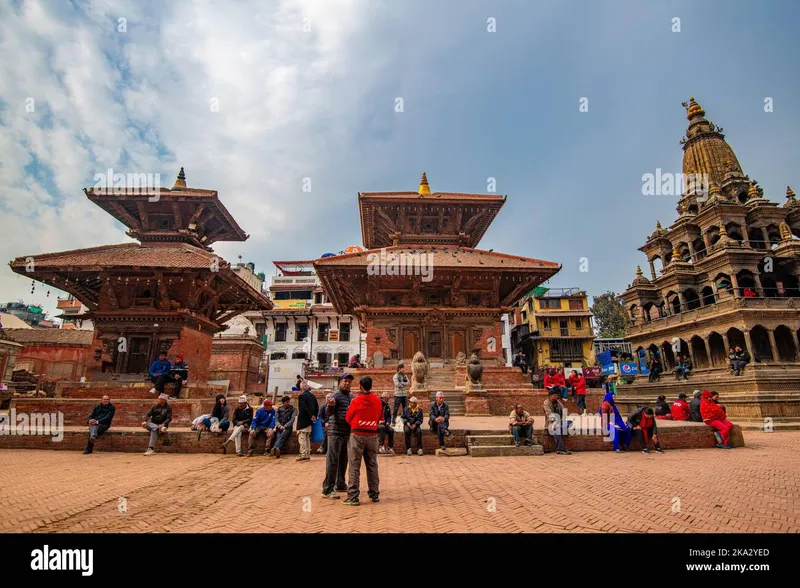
701 389 712 399
177 353 184 360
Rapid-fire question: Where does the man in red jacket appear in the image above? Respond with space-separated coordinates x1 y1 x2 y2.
343 376 382 506
670 393 691 421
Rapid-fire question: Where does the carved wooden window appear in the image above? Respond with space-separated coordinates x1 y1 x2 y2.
385 293 400 306
467 293 482 306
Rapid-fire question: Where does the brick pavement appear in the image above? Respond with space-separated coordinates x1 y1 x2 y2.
0 431 797 534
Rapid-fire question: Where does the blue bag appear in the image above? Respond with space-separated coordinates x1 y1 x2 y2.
311 418 324 443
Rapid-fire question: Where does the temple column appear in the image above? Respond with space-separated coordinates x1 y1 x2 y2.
703 232 712 250
791 331 800 362
677 292 686 313
703 336 714 367
730 274 740 297
743 329 756 363
687 241 696 262
722 332 731 352
761 227 770 248
753 274 765 297
767 328 779 363
648 259 656 280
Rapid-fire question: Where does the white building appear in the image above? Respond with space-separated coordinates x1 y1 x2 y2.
244 260 365 378
55 295 94 330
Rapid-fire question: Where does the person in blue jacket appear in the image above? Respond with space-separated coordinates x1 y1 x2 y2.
148 351 172 395
247 398 276 456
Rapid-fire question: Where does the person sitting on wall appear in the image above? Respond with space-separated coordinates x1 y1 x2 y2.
348 354 364 369
627 406 664 454
731 346 750 376
671 393 691 421
514 351 528 375
148 351 172 395
378 391 395 454
248 398 277 457
429 391 452 450
142 393 172 456
647 358 662 382
700 390 735 449
689 390 703 422
674 354 692 380
168 354 189 398
272 395 296 459
83 395 115 454
222 395 253 457
654 395 673 420
543 368 567 399
711 391 727 414
509 403 534 447
402 397 425 456
293 375 303 391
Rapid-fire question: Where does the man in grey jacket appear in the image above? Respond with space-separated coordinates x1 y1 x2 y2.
321 373 354 499
392 363 410 420
142 393 172 456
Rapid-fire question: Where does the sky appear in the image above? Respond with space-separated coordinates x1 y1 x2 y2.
1 0 799 321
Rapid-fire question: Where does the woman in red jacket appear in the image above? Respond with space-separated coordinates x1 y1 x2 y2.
567 370 588 412
700 390 734 449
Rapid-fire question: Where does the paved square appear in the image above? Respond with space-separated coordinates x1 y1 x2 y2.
0 431 797 533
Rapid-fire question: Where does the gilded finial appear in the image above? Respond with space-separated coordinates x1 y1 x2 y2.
671 245 680 261
779 221 792 241
748 181 759 198
418 171 431 195
172 167 187 189
787 186 796 201
656 220 662 230
636 266 643 276
684 96 705 120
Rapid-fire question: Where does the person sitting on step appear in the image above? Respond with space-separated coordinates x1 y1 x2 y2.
700 390 734 449
689 390 703 422
627 406 664 454
168 353 189 398
654 395 673 420
509 403 534 446
378 391 395 454
429 391 452 450
674 354 692 380
222 395 252 456
142 393 172 456
402 396 424 455
248 398 276 457
83 395 115 454
148 351 172 395
543 391 572 455
272 395 296 459
670 393 691 421
731 346 750 376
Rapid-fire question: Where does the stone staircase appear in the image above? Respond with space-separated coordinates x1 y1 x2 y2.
426 367 457 389
466 433 544 457
427 390 465 415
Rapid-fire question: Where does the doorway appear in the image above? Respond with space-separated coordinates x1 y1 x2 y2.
427 330 443 358
450 331 465 358
127 337 152 374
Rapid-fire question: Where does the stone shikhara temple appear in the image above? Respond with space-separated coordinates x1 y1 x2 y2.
619 98 800 424
314 173 561 365
9 168 272 382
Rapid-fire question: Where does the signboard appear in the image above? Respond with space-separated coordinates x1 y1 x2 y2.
601 363 617 375
332 359 339 368
619 362 638 376
272 300 309 310
582 366 601 380
329 330 339 342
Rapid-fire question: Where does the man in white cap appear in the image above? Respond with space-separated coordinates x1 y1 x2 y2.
222 395 253 457
402 396 425 455
429 391 451 450
142 393 172 456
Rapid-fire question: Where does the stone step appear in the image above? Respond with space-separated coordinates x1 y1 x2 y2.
468 444 544 457
466 434 539 446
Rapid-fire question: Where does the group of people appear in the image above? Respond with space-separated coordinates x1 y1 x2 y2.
728 346 750 376
542 368 588 412
147 351 189 398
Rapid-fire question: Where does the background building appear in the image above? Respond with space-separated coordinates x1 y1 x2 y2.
55 294 94 330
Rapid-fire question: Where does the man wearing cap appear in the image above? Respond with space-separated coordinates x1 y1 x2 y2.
223 395 253 456
148 351 172 395
342 376 382 505
429 391 451 450
272 395 296 459
321 373 354 499
402 396 425 455
142 393 172 456
671 393 691 421
169 353 189 398
248 398 277 456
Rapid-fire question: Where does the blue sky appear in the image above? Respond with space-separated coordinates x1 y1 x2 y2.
1 0 798 319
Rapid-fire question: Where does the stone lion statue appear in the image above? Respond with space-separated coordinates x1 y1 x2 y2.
412 351 428 388
467 352 483 385
455 351 467 366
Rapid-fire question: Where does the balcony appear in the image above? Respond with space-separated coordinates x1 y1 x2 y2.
56 299 82 309
271 276 319 286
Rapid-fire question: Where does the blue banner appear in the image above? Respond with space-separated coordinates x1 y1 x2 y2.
601 364 617 375
619 362 638 376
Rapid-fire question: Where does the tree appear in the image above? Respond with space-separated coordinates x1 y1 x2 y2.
591 291 628 338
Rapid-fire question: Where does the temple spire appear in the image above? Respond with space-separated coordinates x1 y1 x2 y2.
418 171 431 195
172 167 187 190
684 96 705 120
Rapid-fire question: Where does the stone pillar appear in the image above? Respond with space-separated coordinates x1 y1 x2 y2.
761 227 770 248
703 337 714 367
743 329 755 363
687 240 696 262
722 332 731 353
648 259 656 280
685 344 696 369
791 331 800 362
677 292 686 313
753 274 765 297
731 274 740 297
767 329 779 363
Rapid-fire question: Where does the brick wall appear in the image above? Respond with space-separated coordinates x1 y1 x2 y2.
209 337 265 393
14 344 95 381
365 321 396 362
473 323 503 361
56 381 226 399
168 326 212 381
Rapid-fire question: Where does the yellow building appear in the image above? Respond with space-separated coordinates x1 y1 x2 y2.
512 287 595 374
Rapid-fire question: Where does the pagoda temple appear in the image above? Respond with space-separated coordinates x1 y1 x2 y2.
314 173 560 365
618 98 800 423
9 169 272 381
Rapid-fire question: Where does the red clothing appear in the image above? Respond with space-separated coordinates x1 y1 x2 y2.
700 398 726 422
554 373 566 386
567 375 587 395
543 374 558 388
671 400 691 421
345 392 382 436
707 419 735 446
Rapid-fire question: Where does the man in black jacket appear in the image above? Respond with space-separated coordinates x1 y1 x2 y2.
271 396 296 459
689 390 703 422
296 382 319 461
83 395 115 454
223 395 253 456
142 394 172 456
732 346 750 376
402 397 425 455
429 391 451 449
321 374 353 499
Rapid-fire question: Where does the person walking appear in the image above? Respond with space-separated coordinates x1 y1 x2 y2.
342 376 382 506
321 373 354 499
296 381 319 461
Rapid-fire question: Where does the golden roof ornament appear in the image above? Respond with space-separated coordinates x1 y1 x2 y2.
683 96 705 120
418 172 431 195
706 182 724 205
670 245 681 262
780 221 793 241
636 266 643 277
786 186 798 207
748 181 759 198
172 167 187 190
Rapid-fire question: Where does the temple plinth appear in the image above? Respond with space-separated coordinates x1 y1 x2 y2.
315 173 560 364
9 169 272 381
